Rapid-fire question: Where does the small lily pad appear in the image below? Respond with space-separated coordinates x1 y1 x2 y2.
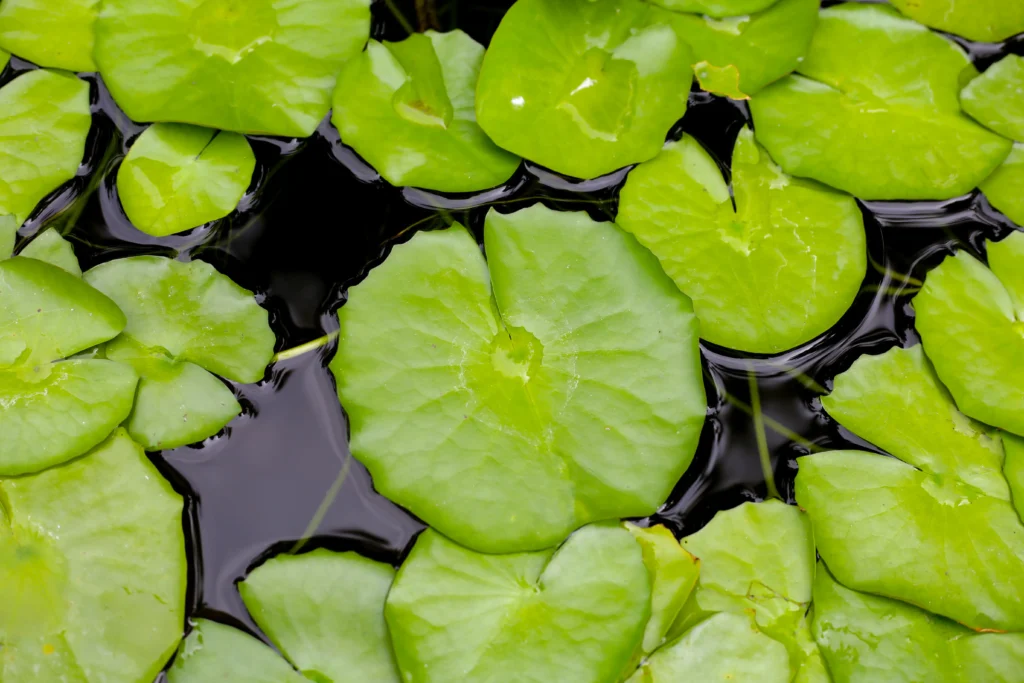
240 550 400 683
95 0 371 137
331 30 519 192
617 127 866 353
167 619 307 683
0 0 98 72
962 55 1024 142
0 429 186 681
750 3 1012 200
0 69 91 223
117 123 256 237
626 524 700 654
796 345 1024 631
385 524 651 683
649 0 778 18
19 228 81 276
332 205 706 553
890 0 1024 43
475 0 693 179
983 144 1024 225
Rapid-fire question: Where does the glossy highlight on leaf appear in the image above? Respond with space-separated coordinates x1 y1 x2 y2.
0 0 98 72
332 205 706 553
475 0 693 179
962 55 1024 142
167 619 307 683
890 0 1024 43
118 123 256 237
618 127 866 354
332 30 519 192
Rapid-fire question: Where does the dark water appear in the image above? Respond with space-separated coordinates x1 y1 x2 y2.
5 0 1023 671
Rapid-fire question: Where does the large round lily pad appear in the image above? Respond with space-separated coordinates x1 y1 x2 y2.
0 69 91 223
118 123 256 237
475 0 693 179
0 0 98 72
962 55 1024 143
167 619 307 683
332 30 519 192
618 127 865 353
332 205 706 553
796 345 1024 631
914 233 1024 437
750 3 1012 200
385 524 651 683
890 0 1024 43
94 0 371 137
0 429 187 681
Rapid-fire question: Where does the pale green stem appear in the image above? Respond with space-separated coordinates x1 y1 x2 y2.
272 331 339 363
382 0 416 34
290 454 352 554
747 367 783 500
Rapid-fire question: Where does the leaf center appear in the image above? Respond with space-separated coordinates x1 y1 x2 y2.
490 326 543 384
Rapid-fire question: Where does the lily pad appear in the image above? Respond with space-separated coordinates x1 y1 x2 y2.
167 619 306 683
475 0 693 179
331 30 519 192
617 127 866 353
914 233 1024 437
19 228 81 276
385 524 651 683
1006 434 1024 521
649 0 777 18
332 205 706 553
750 3 1012 200
813 563 1024 683
94 0 372 137
0 429 187 681
0 69 91 223
796 345 1024 631
0 0 98 72
117 123 256 237
240 550 400 683
982 144 1024 226
962 55 1024 142
890 0 1024 43
0 216 17 260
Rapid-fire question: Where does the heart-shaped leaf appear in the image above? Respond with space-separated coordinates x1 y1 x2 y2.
982 144 1024 226
796 345 1024 631
117 123 256 237
627 523 700 654
332 205 706 553
0 429 186 681
618 127 866 353
649 0 777 18
475 0 693 179
331 30 519 192
962 55 1024 143
167 619 307 683
890 0 1024 43
94 0 371 137
240 550 400 683
385 524 651 683
20 228 81 276
0 0 98 72
750 3 1011 200
0 69 91 223
914 233 1024 437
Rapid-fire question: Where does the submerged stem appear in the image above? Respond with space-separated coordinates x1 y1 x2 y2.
272 331 340 363
382 0 417 35
747 367 783 500
290 453 352 554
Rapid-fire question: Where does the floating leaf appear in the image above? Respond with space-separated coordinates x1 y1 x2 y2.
0 429 186 681
750 3 1011 200
331 30 519 192
983 144 1024 226
813 563 1024 683
332 205 706 553
167 619 307 683
649 0 777 18
0 215 16 259
117 124 256 237
0 0 98 72
961 55 1024 142
19 228 81 276
0 69 91 223
475 0 693 179
94 0 372 137
1006 434 1024 521
386 524 651 683
627 524 700 654
618 127 866 353
796 345 1024 631
693 61 748 99
890 0 1024 43
240 550 400 683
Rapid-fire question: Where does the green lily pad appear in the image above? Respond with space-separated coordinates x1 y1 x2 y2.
84 256 275 384
1006 434 1024 521
0 69 91 223
0 429 186 681
385 524 651 683
240 550 400 683
813 563 1024 683
167 619 306 683
649 0 777 18
0 49 8 70
693 62 748 99
890 0 1024 43
982 144 1024 226
0 216 17 260
667 0 819 97
331 30 519 192
94 0 371 137
627 524 700 654
0 0 98 72
617 127 866 353
332 205 706 553
117 123 256 237
962 55 1024 142
750 3 1011 200
914 233 1024 437
475 0 693 179
796 345 1024 631
19 228 81 276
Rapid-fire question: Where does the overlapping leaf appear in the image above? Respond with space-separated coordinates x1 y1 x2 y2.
0 0 98 72
167 619 307 683
890 0 1024 43
962 55 1024 142
650 0 777 18
19 228 81 276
